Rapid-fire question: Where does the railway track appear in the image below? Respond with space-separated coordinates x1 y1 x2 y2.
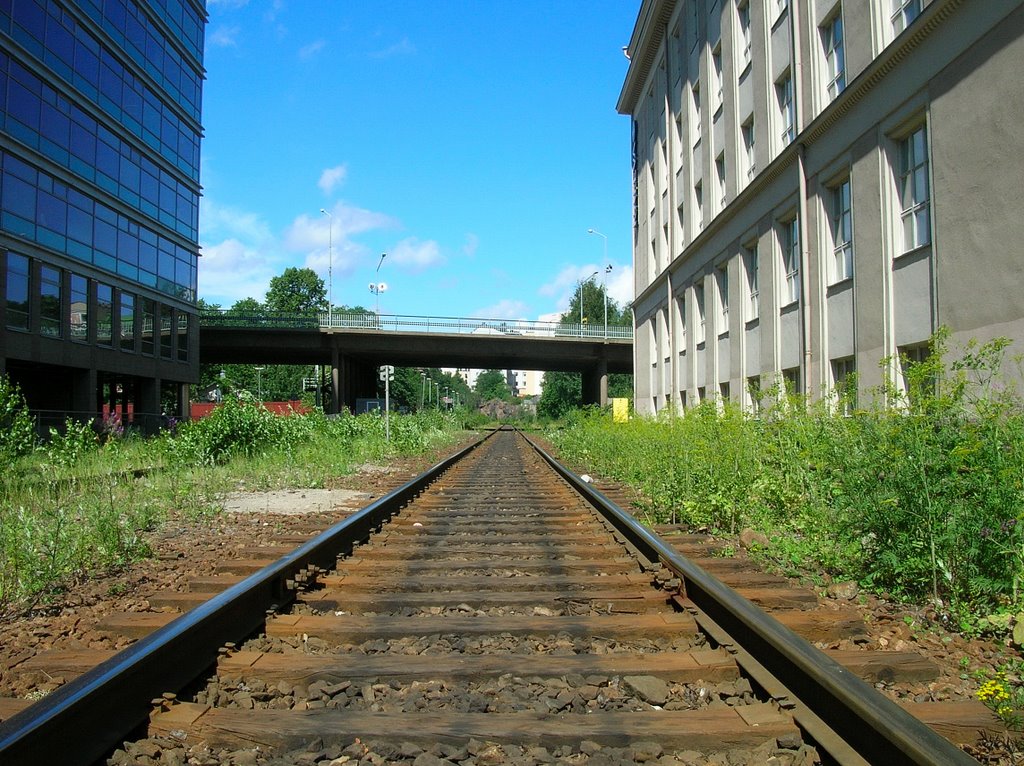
0 428 997 765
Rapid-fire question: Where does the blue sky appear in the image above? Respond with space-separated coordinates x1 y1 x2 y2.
199 1 638 322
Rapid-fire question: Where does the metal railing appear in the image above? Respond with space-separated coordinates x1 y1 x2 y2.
200 310 632 340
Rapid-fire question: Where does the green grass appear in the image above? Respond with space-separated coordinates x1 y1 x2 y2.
551 331 1024 633
0 398 468 616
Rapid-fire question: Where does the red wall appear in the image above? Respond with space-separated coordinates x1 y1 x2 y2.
191 401 310 419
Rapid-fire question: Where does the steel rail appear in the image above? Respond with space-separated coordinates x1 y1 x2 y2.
0 432 493 766
522 432 978 766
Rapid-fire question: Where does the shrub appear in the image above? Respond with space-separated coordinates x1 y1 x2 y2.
0 376 36 462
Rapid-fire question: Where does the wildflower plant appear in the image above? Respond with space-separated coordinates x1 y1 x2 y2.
977 676 1022 731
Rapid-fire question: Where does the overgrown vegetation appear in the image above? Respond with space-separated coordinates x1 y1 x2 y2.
0 386 465 616
552 331 1024 632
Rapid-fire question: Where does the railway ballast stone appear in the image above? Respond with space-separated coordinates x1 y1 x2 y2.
622 674 670 705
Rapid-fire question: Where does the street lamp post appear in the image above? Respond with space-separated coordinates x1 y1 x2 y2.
254 366 265 402
588 229 611 337
320 209 333 324
420 372 427 411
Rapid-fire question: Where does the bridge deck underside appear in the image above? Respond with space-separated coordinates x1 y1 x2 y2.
200 328 633 375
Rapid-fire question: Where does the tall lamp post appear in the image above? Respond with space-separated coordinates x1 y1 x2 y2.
320 209 333 323
420 372 427 411
254 366 264 402
588 229 612 337
369 252 388 326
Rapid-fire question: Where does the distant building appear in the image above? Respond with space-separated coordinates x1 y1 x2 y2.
618 0 1024 415
0 0 206 430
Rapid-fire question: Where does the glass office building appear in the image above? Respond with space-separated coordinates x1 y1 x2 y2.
0 0 205 431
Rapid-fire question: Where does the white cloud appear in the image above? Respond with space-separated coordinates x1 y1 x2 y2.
387 237 444 272
474 299 529 320
462 233 479 258
298 39 326 60
198 238 276 306
538 263 634 313
200 200 274 244
318 164 348 195
368 37 416 59
208 25 241 47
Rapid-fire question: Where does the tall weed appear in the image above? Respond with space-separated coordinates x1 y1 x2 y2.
553 333 1024 620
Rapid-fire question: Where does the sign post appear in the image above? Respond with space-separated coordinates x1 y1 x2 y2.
379 365 395 441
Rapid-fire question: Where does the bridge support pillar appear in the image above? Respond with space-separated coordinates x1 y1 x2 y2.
330 347 341 414
581 358 608 408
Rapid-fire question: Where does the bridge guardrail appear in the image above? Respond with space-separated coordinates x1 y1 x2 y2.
200 311 633 340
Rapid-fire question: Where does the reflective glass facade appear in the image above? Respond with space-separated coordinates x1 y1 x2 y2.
1 0 205 426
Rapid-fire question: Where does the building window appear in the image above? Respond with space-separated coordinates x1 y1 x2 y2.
831 179 853 282
120 292 136 352
899 345 934 405
832 357 856 414
712 42 724 109
742 118 756 181
782 366 801 394
897 125 930 252
780 217 800 304
675 114 685 163
676 294 687 351
694 181 704 231
97 283 113 346
6 253 30 330
747 375 762 413
716 265 729 334
891 0 922 36
177 312 189 362
720 381 731 403
71 274 88 341
141 297 155 355
737 1 751 67
695 283 706 344
40 265 62 337
715 154 727 210
777 74 795 147
744 245 759 320
823 13 845 101
160 304 173 358
692 83 702 145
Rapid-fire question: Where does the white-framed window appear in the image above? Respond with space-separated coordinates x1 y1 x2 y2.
777 73 795 147
720 381 731 403
715 154 726 211
897 125 930 252
716 264 729 334
675 113 685 163
744 244 759 320
782 366 801 394
899 344 933 404
780 217 800 304
830 178 853 282
891 0 922 36
832 356 856 414
694 180 704 232
747 375 762 413
691 82 702 145
712 42 724 109
737 1 752 67
695 283 706 344
822 12 845 101
741 117 756 181
675 293 687 352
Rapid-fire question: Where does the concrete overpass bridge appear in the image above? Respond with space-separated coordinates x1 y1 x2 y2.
200 312 633 413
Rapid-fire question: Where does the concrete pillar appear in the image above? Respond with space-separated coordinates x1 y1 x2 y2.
581 358 609 407
71 368 97 422
330 346 341 414
178 383 190 421
138 376 160 435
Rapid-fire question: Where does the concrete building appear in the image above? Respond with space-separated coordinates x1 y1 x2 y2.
618 0 1024 415
0 0 205 430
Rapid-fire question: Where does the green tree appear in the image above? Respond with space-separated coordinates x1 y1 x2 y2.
227 296 263 315
265 267 326 315
540 282 633 417
475 369 511 401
